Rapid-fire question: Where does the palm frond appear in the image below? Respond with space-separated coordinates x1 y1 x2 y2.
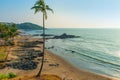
35 0 45 8
31 6 43 14
31 6 42 9
31 0 53 19
34 0 40 6
40 0 45 7
46 5 54 13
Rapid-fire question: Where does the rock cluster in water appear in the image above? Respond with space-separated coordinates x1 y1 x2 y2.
53 33 80 39
40 34 55 36
32 33 80 39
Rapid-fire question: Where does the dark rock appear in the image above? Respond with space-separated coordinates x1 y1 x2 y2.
38 52 43 57
7 60 38 70
71 50 75 53
37 58 41 61
53 33 80 39
64 49 76 54
21 41 43 48
49 63 59 67
32 34 40 36
6 38 44 70
40 34 55 36
47 46 54 49
0 63 6 69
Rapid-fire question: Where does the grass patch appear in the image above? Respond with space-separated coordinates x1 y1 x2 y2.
0 47 6 52
8 74 62 80
0 47 6 60
0 53 6 60
0 72 17 80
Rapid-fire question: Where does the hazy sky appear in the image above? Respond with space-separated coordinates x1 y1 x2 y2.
0 0 120 28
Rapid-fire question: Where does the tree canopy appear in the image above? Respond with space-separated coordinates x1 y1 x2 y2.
0 23 18 45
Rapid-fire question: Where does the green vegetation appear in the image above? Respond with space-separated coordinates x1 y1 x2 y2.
31 0 53 77
0 23 18 62
0 47 6 60
0 53 6 60
7 74 62 80
0 23 18 45
0 22 43 30
17 22 43 30
0 72 17 80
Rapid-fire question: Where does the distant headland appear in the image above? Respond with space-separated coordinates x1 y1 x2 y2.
0 22 43 30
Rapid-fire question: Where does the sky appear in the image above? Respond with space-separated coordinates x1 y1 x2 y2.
0 0 120 28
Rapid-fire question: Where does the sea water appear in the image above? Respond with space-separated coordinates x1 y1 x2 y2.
26 28 120 78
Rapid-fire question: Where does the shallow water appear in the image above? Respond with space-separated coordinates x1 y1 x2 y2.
26 28 120 78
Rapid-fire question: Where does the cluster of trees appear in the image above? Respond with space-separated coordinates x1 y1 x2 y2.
0 23 18 62
0 23 18 46
0 0 52 78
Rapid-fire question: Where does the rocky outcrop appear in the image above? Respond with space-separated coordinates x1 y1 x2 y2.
53 33 80 39
6 60 38 70
32 33 80 39
40 34 55 36
6 49 42 70
6 40 43 70
32 34 40 36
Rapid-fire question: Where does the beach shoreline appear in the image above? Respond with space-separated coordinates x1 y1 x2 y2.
44 49 118 80
0 35 119 80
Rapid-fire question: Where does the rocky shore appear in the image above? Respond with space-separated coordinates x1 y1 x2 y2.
0 35 118 80
32 33 80 39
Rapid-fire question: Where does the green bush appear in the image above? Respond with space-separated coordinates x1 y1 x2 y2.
0 72 17 80
0 73 8 79
8 72 17 78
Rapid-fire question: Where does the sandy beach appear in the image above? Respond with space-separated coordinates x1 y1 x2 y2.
0 35 119 80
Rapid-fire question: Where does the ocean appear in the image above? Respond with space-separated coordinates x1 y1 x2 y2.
26 28 120 78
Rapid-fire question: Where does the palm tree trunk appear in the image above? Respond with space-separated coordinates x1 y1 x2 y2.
36 13 45 77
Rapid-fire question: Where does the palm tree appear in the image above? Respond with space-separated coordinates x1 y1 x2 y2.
0 24 11 62
4 24 18 62
31 0 53 77
9 24 18 42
